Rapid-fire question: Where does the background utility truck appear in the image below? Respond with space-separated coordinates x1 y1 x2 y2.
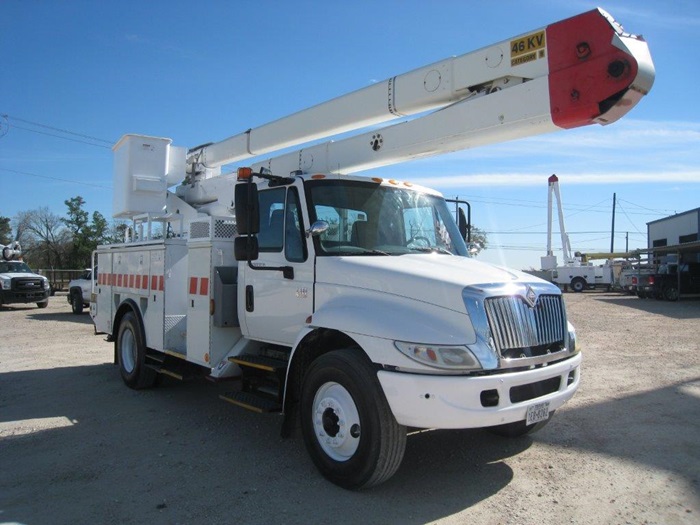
0 242 50 309
92 8 654 489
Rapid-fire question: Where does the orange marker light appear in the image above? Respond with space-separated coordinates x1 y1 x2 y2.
237 167 253 180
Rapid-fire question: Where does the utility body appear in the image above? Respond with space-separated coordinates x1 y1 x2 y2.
92 8 654 488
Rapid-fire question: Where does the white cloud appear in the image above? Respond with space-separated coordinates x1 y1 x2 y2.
411 170 700 188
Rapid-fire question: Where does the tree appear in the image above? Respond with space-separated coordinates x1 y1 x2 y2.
469 225 488 256
62 196 114 268
0 216 11 245
15 208 69 269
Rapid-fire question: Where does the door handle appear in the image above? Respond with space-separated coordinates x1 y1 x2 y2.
245 285 254 312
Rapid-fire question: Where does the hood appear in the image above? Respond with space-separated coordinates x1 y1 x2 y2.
315 254 553 313
0 272 45 279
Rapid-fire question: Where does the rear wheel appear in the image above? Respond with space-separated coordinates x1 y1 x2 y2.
571 277 586 293
71 291 84 314
663 285 679 301
300 348 406 489
117 311 157 389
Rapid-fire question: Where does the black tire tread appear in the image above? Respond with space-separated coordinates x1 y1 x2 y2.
301 348 406 489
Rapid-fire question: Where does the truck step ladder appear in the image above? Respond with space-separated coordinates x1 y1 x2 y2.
219 354 287 413
145 352 202 382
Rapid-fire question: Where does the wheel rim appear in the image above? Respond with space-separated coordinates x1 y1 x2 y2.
312 381 361 462
120 328 137 373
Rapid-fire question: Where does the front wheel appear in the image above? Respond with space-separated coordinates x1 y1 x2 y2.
300 348 406 489
36 300 49 309
117 311 157 389
71 291 84 314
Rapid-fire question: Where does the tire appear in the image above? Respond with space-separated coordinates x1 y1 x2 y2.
117 311 157 389
571 277 586 293
663 285 679 302
300 348 406 489
488 410 555 438
71 291 84 314
36 300 49 309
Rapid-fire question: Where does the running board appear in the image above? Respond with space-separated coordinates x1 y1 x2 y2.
228 354 287 372
219 391 282 413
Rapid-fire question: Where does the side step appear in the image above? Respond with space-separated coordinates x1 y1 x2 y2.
228 354 286 372
219 391 282 413
145 352 202 381
221 353 288 414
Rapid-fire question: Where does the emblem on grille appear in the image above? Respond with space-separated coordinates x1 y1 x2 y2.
524 285 537 307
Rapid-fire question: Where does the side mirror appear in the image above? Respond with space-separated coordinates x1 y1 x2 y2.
235 236 259 261
234 182 260 235
457 208 468 242
306 220 330 237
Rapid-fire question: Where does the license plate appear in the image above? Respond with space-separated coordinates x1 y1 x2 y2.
526 401 550 425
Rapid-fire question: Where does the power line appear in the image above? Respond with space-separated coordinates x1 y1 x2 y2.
1 113 114 149
0 167 112 189
8 123 113 149
2 113 114 144
617 198 676 216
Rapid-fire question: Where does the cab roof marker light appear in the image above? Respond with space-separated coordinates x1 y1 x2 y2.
237 167 252 180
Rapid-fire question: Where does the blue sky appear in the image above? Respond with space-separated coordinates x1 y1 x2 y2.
1 0 698 270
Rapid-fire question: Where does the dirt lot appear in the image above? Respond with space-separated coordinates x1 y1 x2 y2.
1 292 698 524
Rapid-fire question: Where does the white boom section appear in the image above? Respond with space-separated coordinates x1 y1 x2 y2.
115 8 653 219
192 36 536 171
186 7 654 179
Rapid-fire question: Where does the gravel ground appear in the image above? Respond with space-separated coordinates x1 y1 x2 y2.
1 292 698 525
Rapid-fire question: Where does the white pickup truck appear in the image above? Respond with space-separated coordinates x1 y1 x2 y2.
67 268 95 314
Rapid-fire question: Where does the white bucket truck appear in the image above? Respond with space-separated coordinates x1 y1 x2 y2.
92 8 654 488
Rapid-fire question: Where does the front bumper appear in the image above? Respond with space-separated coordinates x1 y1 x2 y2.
0 290 50 305
377 353 581 429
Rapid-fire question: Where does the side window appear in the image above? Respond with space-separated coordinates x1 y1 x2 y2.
285 189 307 262
257 188 286 252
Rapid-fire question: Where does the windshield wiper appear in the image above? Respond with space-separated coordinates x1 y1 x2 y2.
409 246 454 255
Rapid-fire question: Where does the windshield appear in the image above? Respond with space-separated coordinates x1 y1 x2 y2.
0 261 34 273
306 179 468 256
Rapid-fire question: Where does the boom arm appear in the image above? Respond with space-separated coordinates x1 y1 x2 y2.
546 175 574 265
186 7 653 181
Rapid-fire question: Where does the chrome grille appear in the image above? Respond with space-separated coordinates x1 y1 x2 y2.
484 294 565 353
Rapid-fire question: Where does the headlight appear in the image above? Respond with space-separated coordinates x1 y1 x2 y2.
1 277 10 290
566 321 578 353
394 341 482 370
42 278 50 290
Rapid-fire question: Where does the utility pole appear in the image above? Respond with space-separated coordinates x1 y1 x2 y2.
610 192 616 253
